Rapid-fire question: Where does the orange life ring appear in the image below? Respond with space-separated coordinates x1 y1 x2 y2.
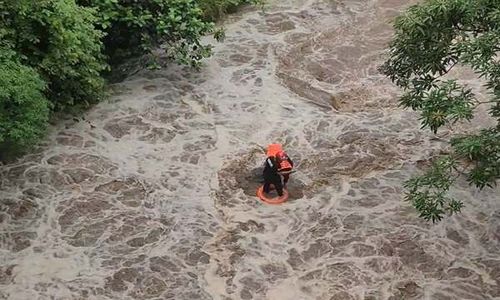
256 185 289 204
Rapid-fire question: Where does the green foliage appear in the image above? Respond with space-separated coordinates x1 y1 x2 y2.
382 0 500 221
452 129 500 188
199 0 262 21
78 0 219 68
0 50 50 157
0 0 107 110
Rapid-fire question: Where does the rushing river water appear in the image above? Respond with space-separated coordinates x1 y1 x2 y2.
1 0 499 299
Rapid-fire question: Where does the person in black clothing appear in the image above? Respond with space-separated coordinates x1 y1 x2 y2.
262 150 294 197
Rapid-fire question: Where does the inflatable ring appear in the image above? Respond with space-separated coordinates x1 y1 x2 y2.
256 185 289 204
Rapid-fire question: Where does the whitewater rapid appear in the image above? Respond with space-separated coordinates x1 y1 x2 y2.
1 0 499 299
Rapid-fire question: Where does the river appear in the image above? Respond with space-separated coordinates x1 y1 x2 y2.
1 0 499 299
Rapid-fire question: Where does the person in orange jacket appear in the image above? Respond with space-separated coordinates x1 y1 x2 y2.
262 144 294 197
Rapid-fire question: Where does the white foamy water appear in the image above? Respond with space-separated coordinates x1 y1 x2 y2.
1 0 499 299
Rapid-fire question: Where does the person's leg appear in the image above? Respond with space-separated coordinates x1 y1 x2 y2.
272 176 284 196
282 174 290 187
263 180 271 193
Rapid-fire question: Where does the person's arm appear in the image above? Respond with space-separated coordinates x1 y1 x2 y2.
264 156 279 173
287 157 294 168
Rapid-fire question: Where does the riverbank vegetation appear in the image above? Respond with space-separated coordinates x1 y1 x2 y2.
382 0 500 222
0 0 255 159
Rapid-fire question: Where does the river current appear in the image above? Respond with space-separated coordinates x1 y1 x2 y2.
1 0 499 299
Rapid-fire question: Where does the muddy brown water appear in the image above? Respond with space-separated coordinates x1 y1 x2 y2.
1 0 499 299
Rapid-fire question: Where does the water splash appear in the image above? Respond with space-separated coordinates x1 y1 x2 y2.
1 0 499 299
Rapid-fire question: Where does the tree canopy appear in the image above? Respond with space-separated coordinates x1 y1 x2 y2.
381 0 500 222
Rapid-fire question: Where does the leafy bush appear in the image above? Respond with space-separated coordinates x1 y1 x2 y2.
0 0 107 110
199 0 256 21
78 0 220 68
0 50 50 158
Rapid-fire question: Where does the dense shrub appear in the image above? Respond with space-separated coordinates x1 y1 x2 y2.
78 0 219 67
0 50 50 158
0 0 107 110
